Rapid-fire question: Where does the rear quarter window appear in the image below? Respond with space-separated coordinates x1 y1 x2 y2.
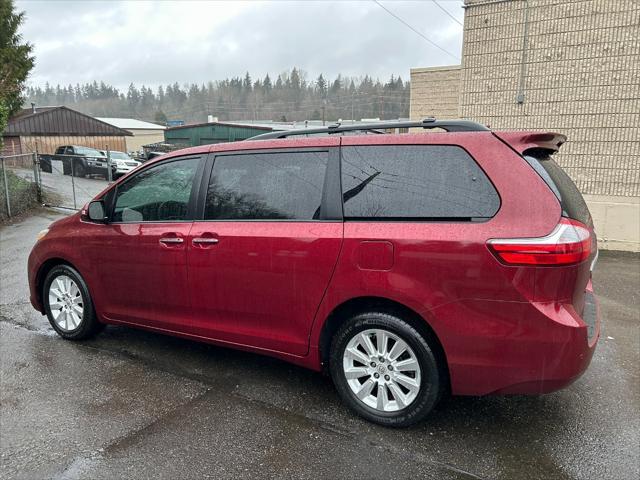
340 145 500 220
523 154 593 227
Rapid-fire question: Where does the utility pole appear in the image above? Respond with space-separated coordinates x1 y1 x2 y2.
351 93 355 122
322 99 327 126
105 145 113 183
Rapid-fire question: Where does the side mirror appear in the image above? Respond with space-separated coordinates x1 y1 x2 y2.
87 200 107 223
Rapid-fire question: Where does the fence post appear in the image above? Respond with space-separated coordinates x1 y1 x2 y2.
32 152 42 203
1 157 12 218
106 145 113 183
70 155 77 210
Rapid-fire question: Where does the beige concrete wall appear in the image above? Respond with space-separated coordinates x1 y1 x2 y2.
124 129 165 153
460 0 639 198
586 195 639 252
410 66 461 120
408 1 640 250
459 0 639 251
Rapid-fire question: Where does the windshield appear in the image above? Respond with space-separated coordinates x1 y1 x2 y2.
75 146 104 157
110 151 132 160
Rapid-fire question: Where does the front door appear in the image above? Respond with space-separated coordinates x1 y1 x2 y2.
82 155 203 332
187 147 343 356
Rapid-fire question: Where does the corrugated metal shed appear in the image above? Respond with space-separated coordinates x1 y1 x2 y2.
96 117 166 130
5 106 132 136
164 121 283 147
1 106 131 156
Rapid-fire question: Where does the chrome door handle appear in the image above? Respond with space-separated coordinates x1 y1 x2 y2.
192 237 219 244
159 237 184 244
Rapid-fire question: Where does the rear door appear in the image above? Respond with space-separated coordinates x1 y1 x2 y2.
334 136 513 308
187 142 342 356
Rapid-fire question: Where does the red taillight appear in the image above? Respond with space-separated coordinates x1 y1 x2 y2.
488 219 592 266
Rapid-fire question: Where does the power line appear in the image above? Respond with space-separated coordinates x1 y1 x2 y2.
430 0 464 27
371 0 460 61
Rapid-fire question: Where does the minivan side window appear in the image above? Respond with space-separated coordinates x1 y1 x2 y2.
340 145 500 220
204 151 327 220
112 157 200 222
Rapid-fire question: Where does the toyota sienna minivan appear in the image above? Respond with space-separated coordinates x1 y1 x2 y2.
28 118 600 426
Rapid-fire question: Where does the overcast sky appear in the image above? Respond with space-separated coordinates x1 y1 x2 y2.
17 0 464 90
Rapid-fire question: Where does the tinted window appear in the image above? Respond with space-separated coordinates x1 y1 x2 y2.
75 146 103 156
112 157 199 222
341 145 499 219
205 151 327 220
524 154 592 227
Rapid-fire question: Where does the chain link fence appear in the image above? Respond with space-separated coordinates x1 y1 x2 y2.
0 153 41 221
0 151 116 221
36 152 115 210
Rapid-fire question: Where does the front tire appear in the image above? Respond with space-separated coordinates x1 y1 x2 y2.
329 312 442 427
43 265 103 340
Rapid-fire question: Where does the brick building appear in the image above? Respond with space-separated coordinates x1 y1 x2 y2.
411 0 639 251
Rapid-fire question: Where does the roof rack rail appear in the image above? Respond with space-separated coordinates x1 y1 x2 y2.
249 117 489 140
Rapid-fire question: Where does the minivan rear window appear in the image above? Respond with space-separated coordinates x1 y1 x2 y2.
340 145 500 220
523 154 593 227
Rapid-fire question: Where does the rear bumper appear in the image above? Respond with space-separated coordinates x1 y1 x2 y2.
441 281 600 396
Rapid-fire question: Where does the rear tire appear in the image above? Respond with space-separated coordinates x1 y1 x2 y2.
329 312 442 427
43 265 103 340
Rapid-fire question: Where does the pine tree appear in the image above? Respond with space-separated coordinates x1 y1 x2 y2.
243 72 252 92
316 74 327 98
0 0 34 117
330 75 342 96
263 74 272 93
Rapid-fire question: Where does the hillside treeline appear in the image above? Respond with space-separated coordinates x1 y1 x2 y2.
24 68 410 124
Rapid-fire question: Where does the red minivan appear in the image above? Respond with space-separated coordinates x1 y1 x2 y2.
27 119 600 426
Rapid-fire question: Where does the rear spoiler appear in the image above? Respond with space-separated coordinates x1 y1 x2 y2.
494 131 567 155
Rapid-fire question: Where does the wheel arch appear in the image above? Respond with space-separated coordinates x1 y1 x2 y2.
318 296 451 392
35 257 78 312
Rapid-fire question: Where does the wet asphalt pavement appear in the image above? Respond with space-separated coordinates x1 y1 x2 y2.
1 210 638 480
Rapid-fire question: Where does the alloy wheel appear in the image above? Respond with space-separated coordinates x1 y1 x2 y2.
342 328 421 412
48 274 84 331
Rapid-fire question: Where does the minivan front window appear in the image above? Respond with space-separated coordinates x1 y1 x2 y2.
112 157 199 222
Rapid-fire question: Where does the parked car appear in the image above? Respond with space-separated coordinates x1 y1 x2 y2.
27 118 600 427
39 145 116 179
106 151 141 179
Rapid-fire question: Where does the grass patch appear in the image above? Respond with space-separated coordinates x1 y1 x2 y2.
0 169 40 222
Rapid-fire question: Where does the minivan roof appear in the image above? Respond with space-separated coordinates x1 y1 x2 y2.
150 119 565 168
250 117 489 140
